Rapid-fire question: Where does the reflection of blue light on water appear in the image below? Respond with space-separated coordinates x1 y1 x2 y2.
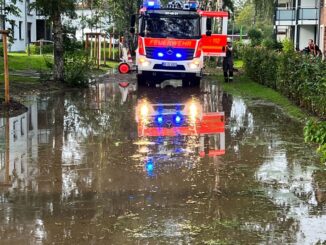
174 113 183 125
175 148 183 154
157 115 164 124
146 159 155 177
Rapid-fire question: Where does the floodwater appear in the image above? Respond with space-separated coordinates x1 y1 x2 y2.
0 77 325 245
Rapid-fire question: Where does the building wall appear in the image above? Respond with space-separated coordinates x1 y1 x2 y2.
320 2 326 55
5 0 37 52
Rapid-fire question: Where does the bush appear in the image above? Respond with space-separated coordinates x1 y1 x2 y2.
304 120 326 164
0 43 3 57
242 46 326 118
242 46 278 88
26 43 54 55
282 38 294 53
248 28 263 47
233 40 246 59
64 51 93 87
262 38 283 51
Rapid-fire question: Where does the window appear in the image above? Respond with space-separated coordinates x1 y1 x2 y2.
19 21 23 40
11 21 15 40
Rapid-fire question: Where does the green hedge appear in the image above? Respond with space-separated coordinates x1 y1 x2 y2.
242 46 326 163
26 44 54 55
242 47 326 118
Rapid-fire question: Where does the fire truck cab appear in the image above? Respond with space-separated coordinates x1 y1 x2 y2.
131 0 228 87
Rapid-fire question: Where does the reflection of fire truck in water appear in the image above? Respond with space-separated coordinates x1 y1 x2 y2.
120 0 229 87
135 95 225 175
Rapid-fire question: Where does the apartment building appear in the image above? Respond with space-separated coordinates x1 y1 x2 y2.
275 0 320 50
0 0 51 52
320 0 326 54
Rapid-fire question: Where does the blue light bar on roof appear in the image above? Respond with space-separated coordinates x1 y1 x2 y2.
183 1 198 10
143 0 161 9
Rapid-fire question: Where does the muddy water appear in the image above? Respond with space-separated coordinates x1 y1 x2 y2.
0 78 325 245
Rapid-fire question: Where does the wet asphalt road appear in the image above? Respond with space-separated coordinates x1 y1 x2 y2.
0 75 325 244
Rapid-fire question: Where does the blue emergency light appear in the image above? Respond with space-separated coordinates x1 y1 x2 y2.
183 1 198 10
143 0 161 9
189 1 198 10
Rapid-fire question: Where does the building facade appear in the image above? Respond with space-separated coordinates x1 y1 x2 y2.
275 0 320 51
320 0 326 55
0 0 52 52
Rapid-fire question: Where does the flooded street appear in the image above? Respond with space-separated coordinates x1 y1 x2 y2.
0 76 325 245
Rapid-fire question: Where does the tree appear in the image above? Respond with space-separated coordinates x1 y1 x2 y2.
32 0 77 82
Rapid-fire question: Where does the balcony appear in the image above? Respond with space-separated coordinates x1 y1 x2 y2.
275 8 296 25
298 8 319 24
275 7 319 26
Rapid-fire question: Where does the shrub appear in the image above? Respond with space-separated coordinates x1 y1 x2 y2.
304 120 326 164
26 43 54 55
248 28 263 47
261 38 283 51
282 38 294 53
64 51 93 87
243 46 326 118
242 46 278 88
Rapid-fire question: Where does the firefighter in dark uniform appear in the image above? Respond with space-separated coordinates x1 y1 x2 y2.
222 38 234 83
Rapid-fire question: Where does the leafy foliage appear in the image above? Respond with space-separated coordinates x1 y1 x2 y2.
64 51 92 87
304 120 326 164
247 28 263 46
27 44 54 55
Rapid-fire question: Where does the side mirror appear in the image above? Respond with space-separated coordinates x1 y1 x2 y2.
130 27 135 34
206 30 212 37
130 14 136 28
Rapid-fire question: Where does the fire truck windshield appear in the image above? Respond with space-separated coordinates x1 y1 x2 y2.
140 14 200 39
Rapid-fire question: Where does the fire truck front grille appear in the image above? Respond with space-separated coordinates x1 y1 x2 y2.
145 47 195 61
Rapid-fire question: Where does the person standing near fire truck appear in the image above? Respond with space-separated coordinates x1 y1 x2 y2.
222 38 234 83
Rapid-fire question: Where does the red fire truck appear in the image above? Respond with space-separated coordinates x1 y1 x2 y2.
126 0 229 87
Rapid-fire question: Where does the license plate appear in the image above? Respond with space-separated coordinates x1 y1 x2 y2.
162 62 177 67
163 109 176 113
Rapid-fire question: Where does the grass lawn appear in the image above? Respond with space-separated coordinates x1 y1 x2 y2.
0 53 119 74
218 74 311 122
0 53 51 72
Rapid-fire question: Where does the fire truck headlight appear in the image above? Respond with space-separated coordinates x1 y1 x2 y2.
189 60 200 69
139 57 150 67
176 53 182 58
158 52 164 57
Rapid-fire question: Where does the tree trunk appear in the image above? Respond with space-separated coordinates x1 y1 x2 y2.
52 13 64 82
